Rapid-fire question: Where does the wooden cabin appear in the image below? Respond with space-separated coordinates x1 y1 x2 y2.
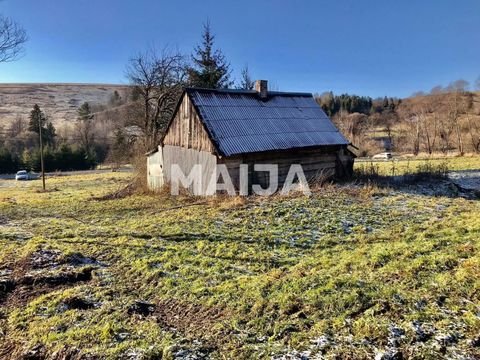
147 80 355 195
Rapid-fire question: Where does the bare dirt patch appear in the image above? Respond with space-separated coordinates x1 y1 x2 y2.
0 249 100 308
0 250 103 359
155 299 227 340
127 298 229 350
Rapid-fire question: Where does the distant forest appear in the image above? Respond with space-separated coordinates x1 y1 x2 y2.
316 92 400 116
316 80 480 157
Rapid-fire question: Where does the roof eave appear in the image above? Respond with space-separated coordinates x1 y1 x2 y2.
221 142 351 157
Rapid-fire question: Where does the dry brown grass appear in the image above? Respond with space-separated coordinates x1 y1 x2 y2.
0 83 131 126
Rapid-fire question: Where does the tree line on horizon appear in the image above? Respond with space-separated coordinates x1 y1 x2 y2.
316 92 401 117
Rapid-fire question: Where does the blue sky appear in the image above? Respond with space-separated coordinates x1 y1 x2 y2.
0 0 479 98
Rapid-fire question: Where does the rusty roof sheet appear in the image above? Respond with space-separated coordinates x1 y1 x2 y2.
186 88 349 156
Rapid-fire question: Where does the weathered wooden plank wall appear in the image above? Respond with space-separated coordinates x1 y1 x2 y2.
163 94 216 154
219 147 352 191
149 144 354 194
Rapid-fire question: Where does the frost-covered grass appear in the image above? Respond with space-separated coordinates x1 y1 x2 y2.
0 172 479 359
355 155 480 176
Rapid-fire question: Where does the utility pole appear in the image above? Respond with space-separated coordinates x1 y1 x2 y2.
38 119 45 190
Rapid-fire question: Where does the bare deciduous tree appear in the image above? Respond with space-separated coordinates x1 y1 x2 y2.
411 102 438 155
430 85 444 95
126 48 186 150
466 113 480 153
0 15 27 62
438 114 453 154
237 64 254 90
8 114 26 137
335 111 368 147
446 88 467 155
446 79 469 93
410 115 421 155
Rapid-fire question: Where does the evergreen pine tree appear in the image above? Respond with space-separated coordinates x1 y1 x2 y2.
28 104 46 133
78 102 92 121
28 104 56 147
76 102 96 166
382 96 389 108
188 21 233 89
45 122 56 148
388 97 396 111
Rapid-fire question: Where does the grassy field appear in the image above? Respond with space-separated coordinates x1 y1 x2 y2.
355 155 480 176
0 170 479 359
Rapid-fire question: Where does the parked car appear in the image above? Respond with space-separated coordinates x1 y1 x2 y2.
15 170 30 180
372 152 392 160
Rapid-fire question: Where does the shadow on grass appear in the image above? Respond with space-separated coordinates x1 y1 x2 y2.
56 231 301 248
53 234 299 267
351 172 480 200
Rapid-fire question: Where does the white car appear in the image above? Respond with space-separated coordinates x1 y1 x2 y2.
15 170 30 180
372 152 392 160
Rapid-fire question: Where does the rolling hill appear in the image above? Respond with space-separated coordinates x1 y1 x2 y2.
0 83 131 126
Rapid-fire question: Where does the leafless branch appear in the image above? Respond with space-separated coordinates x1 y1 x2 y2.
125 47 186 149
0 15 27 62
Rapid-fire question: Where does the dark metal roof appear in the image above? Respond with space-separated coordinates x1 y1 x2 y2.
186 88 349 156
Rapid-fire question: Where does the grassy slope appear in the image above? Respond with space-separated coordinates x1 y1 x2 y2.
0 83 130 126
0 171 479 359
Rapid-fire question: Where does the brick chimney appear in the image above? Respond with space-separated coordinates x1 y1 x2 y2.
255 80 268 99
